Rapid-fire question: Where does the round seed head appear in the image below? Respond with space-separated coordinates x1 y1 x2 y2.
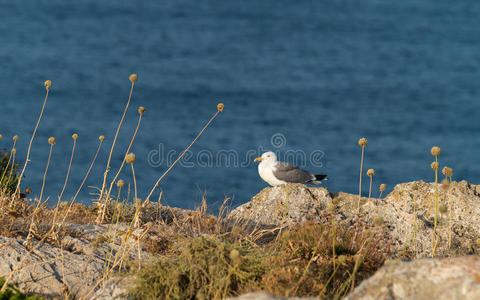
11 148 16 154
430 146 441 156
13 135 19 141
442 167 453 177
44 80 52 90
48 137 56 145
129 74 138 82
379 184 387 191
25 187 32 194
0 134 3 141
138 106 146 115
217 103 224 112
72 133 78 140
367 169 375 176
99 135 105 142
125 153 136 164
116 179 125 188
431 161 439 170
373 216 384 226
358 137 368 147
439 204 448 214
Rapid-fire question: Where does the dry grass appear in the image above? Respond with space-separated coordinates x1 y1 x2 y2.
131 210 390 300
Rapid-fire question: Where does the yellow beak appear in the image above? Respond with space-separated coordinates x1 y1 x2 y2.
254 157 263 162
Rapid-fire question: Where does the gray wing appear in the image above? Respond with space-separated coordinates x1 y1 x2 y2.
273 162 314 183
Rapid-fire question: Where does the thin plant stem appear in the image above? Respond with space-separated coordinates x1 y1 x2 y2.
98 81 135 212
448 175 453 249
320 264 339 297
412 194 417 254
105 198 122 271
131 163 142 228
379 190 383 200
39 144 54 204
22 143 54 267
131 164 137 204
145 110 221 203
50 138 78 235
58 138 77 201
59 138 103 225
368 175 372 202
100 113 143 223
16 87 50 195
357 146 365 211
332 216 336 269
432 156 438 257
71 139 103 204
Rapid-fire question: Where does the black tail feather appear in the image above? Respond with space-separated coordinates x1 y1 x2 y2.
307 174 328 184
314 174 328 181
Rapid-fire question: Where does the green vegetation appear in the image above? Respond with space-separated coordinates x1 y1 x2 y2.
0 152 19 196
133 236 266 299
132 221 388 300
0 278 44 300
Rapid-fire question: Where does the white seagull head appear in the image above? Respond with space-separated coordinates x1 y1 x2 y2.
254 151 277 165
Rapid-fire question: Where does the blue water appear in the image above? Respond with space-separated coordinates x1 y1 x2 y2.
1 1 480 210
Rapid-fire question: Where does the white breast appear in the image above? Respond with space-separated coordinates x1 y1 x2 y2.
258 163 288 186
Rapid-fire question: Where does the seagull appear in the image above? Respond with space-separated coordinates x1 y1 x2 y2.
254 151 327 186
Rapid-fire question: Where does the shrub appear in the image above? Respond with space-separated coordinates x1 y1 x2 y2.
132 220 390 300
132 236 266 300
262 221 387 298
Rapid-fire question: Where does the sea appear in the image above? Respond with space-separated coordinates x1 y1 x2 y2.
1 1 480 211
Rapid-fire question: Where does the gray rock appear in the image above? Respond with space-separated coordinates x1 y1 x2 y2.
91 276 135 300
231 181 480 258
229 184 331 227
380 180 480 258
0 235 104 299
0 223 152 299
345 256 480 300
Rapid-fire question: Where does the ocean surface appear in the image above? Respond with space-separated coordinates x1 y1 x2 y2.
1 1 480 211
